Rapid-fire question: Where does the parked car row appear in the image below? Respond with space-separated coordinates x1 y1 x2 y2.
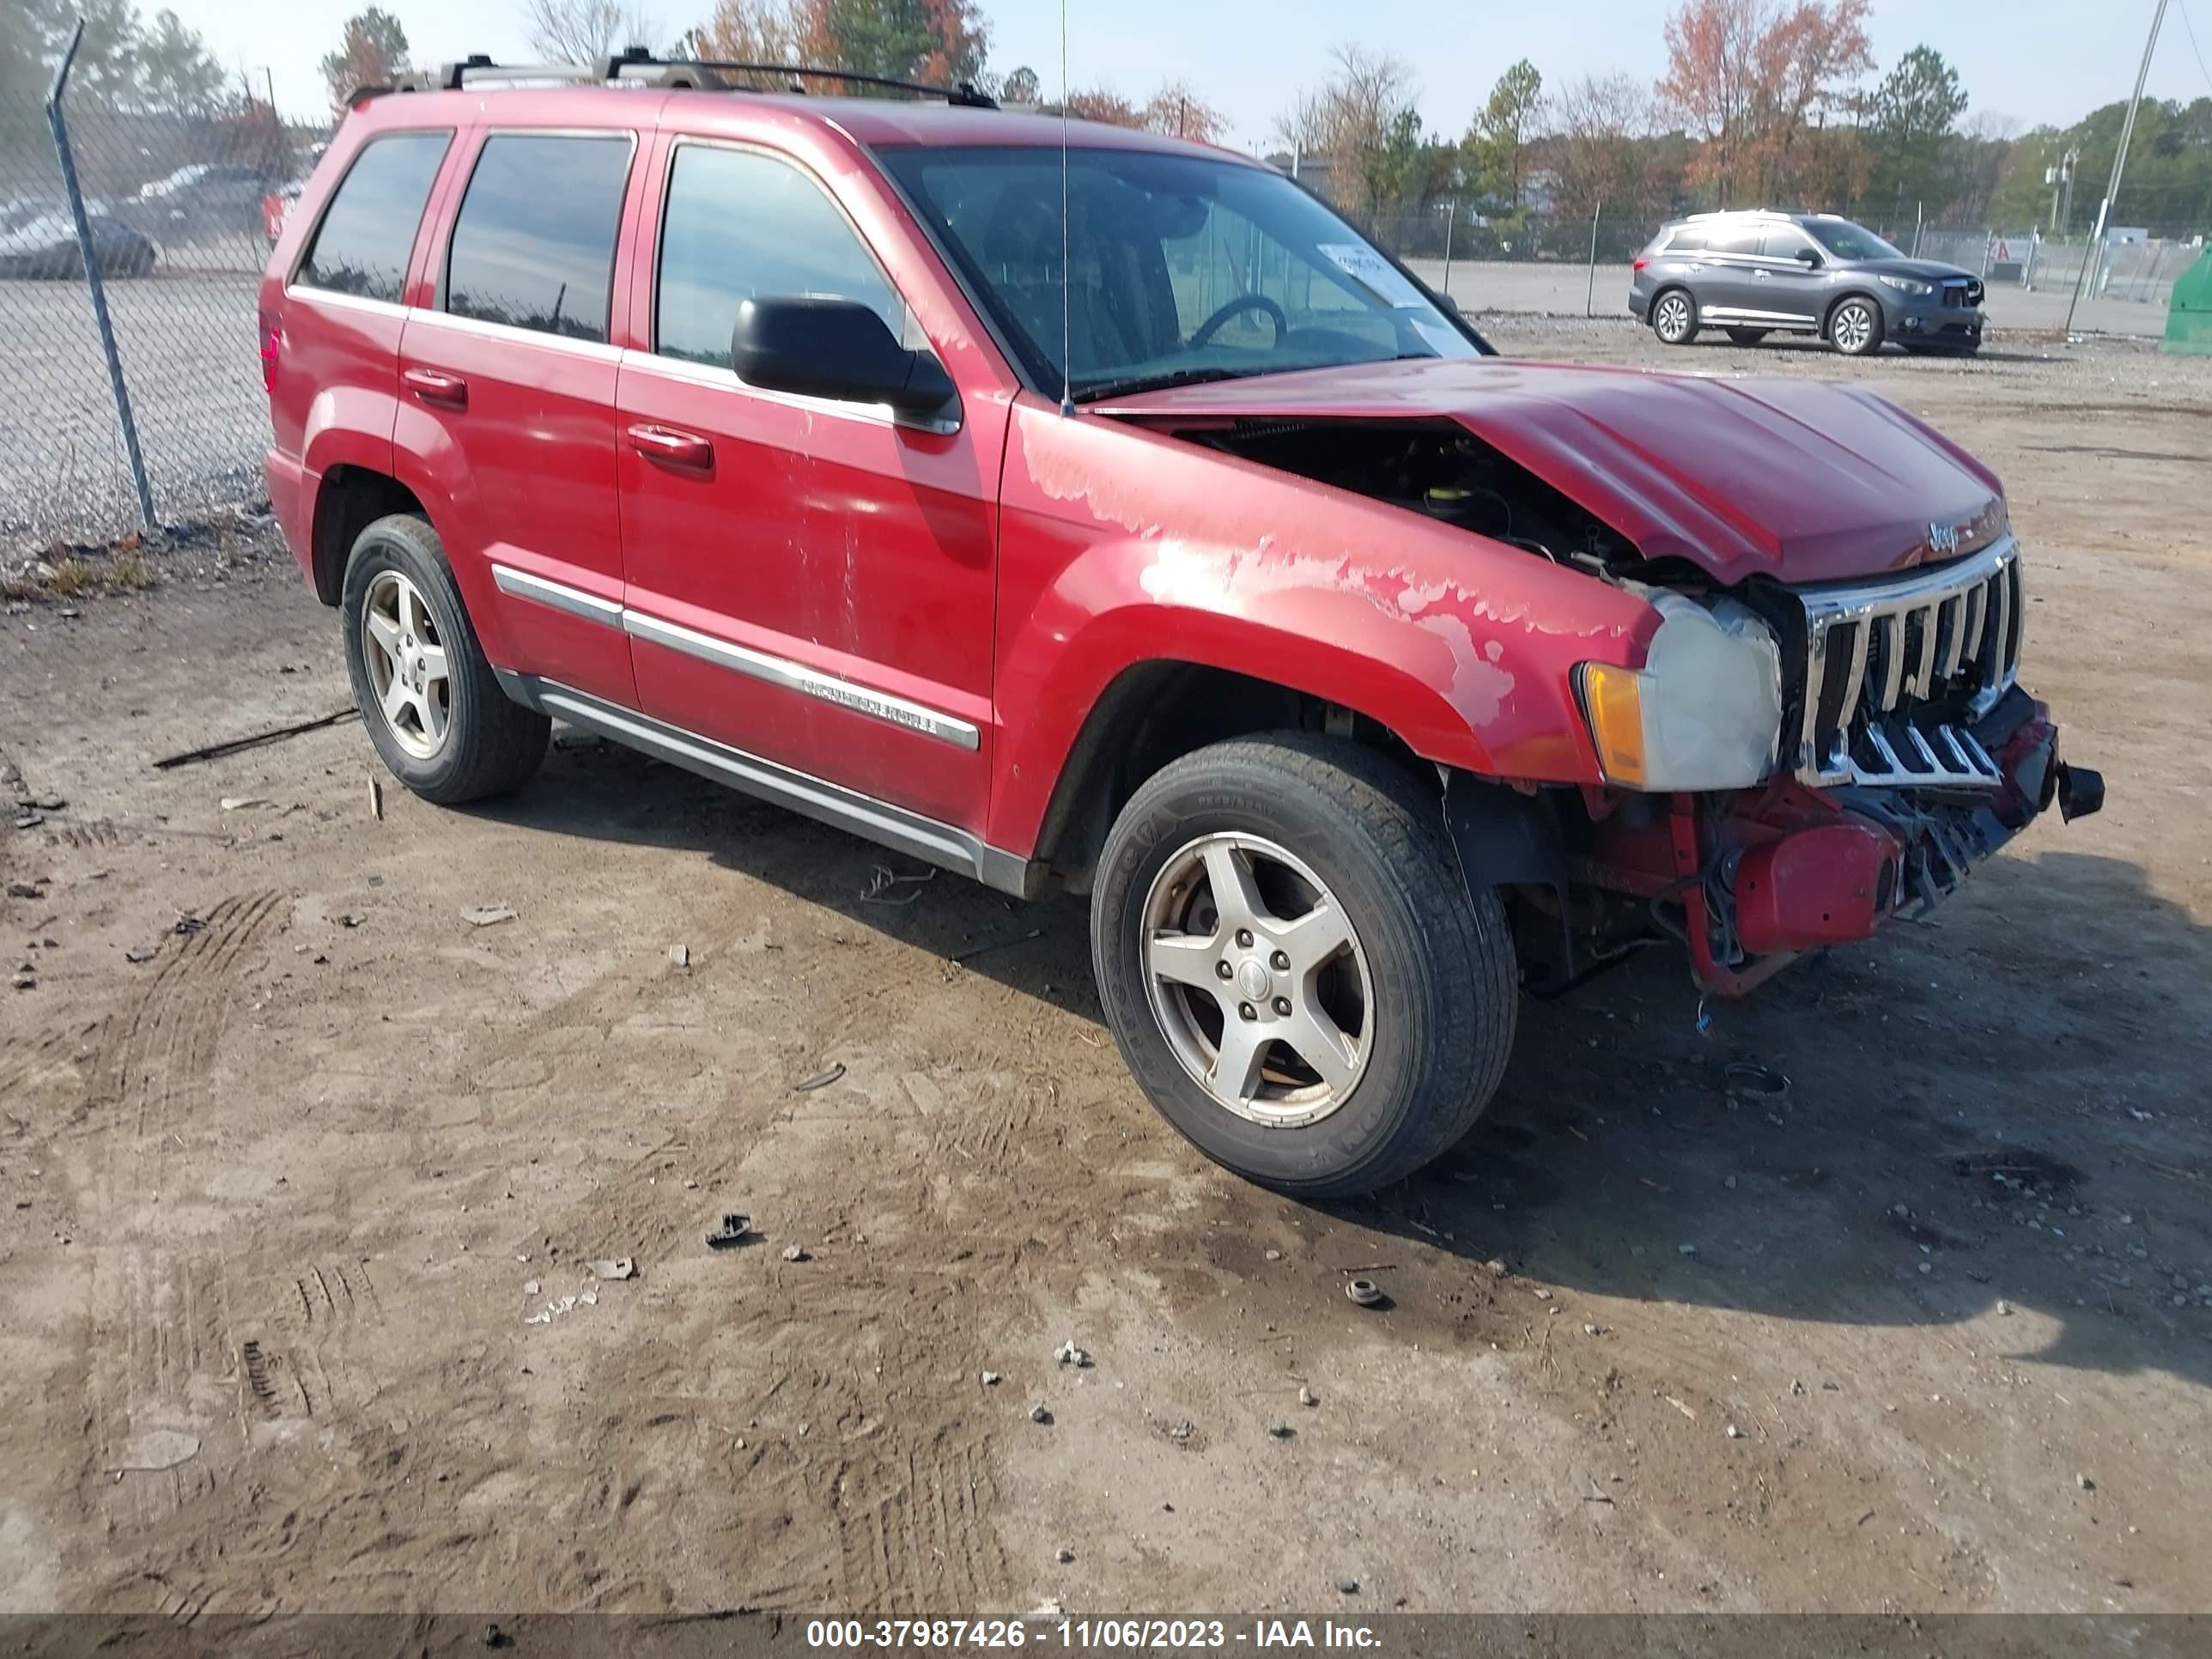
0 197 156 279
2 161 318 282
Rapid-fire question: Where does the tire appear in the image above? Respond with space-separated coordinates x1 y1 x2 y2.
339 513 549 805
1650 288 1698 346
1827 295 1885 356
1725 327 1769 346
1091 733 1518 1197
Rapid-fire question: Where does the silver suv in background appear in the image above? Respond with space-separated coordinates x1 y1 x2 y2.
1629 210 1986 358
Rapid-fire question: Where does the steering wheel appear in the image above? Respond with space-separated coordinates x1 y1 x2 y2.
1190 294 1288 349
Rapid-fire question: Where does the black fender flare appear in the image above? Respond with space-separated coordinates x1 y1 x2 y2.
1442 770 1565 895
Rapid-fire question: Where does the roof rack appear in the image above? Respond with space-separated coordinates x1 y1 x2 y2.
368 48 997 108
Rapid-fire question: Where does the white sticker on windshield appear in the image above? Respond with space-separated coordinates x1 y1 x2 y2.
1318 242 1425 307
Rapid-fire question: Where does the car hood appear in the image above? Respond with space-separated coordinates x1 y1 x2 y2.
1095 356 2005 585
1850 256 1978 284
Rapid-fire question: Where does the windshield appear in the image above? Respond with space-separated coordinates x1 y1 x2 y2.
1807 219 1905 261
880 145 1480 401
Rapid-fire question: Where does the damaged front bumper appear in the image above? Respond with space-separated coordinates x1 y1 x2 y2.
1581 686 2102 996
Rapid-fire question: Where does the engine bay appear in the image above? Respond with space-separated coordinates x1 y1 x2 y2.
1166 417 1650 578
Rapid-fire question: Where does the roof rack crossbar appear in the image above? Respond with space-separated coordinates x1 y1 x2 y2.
364 49 996 108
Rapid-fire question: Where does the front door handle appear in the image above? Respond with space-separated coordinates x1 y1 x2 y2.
627 422 714 472
403 367 468 409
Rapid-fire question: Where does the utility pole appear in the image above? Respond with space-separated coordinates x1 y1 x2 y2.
2066 0 2168 333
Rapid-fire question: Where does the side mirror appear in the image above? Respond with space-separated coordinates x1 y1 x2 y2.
1432 292 1462 316
731 296 957 420
1796 246 1823 268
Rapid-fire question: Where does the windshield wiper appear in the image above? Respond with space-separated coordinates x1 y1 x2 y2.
1070 366 1246 404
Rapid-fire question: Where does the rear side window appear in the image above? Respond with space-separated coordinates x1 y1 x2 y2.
654 143 908 368
1705 225 1762 256
445 134 634 343
296 131 451 303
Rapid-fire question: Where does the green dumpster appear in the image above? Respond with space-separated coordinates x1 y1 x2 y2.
2168 246 2212 355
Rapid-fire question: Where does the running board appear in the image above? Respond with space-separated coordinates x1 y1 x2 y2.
495 672 1037 898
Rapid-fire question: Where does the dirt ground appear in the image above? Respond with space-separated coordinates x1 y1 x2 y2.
3 320 2209 1621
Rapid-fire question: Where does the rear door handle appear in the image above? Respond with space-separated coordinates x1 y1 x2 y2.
627 422 714 472
403 367 467 409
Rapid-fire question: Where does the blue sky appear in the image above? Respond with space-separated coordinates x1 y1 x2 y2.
174 0 2212 143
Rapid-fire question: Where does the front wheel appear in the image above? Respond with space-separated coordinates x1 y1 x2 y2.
340 514 549 805
1650 289 1698 346
1090 734 1517 1197
1827 296 1885 356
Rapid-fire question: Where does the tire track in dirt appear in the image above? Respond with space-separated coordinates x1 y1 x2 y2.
78 890 287 1536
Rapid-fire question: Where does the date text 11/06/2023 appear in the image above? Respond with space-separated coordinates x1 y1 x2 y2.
805 1618 1382 1649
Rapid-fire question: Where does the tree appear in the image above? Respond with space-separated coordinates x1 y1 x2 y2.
1656 0 1873 206
136 8 225 116
1141 79 1226 144
319 7 410 108
522 0 662 62
1864 45 1965 216
1466 58 1544 209
1060 88 1138 126
794 0 989 86
998 64 1039 106
1274 44 1419 213
1549 71 1660 221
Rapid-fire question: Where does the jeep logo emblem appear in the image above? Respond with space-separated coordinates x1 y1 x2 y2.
1929 521 1960 556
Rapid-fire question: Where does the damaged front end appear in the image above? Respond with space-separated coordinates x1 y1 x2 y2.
1545 540 2106 995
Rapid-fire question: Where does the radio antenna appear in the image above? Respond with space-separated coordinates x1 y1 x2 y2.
1057 0 1074 416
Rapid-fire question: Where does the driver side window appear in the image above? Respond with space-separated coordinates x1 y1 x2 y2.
1761 227 1816 260
655 143 921 368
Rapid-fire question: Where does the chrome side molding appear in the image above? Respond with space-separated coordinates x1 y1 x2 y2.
493 672 1036 899
489 562 981 752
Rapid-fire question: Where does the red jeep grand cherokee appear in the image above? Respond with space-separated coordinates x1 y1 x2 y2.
260 54 2101 1196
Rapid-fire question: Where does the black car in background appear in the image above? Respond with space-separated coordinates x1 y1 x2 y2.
0 198 156 279
1629 210 1985 357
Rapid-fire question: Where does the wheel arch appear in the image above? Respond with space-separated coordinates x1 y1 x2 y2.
307 465 427 606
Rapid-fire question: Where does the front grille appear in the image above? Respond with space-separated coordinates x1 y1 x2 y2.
1792 538 2023 788
1942 278 1983 308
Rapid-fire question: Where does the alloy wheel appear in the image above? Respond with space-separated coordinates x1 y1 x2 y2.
361 568 451 759
1832 301 1875 354
1655 293 1692 342
1139 831 1374 1128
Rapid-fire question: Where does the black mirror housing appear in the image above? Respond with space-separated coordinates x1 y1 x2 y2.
731 296 956 418
1796 246 1822 268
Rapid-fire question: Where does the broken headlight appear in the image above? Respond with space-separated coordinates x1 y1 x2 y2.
1577 595 1783 792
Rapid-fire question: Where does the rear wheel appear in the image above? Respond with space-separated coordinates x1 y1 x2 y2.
1091 734 1517 1197
340 514 549 805
1827 296 1884 356
1650 289 1698 345
1725 327 1769 346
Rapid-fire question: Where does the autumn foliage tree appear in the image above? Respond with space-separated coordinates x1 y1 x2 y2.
319 7 410 109
1656 0 1872 207
690 0 986 85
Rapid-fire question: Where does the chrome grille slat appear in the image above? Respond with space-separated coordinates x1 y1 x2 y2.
1792 535 2020 790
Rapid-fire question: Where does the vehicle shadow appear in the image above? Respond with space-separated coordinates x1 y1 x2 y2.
477 740 2212 1392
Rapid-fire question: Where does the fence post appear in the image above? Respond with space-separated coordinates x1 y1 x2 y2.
1911 201 1923 258
46 19 156 532
1584 200 1601 319
2024 226 2039 289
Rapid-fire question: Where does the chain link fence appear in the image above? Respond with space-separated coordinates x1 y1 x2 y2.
2 43 325 556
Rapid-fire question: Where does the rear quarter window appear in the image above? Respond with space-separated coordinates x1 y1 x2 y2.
1662 228 1706 254
444 133 635 343
296 131 452 303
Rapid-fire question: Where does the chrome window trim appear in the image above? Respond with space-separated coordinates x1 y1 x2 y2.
620 349 961 436
495 672 1029 896
409 306 626 362
283 286 408 318
489 562 980 750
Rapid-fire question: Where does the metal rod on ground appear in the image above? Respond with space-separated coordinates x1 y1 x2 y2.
46 19 156 532
1585 200 1601 319
2067 0 2169 335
